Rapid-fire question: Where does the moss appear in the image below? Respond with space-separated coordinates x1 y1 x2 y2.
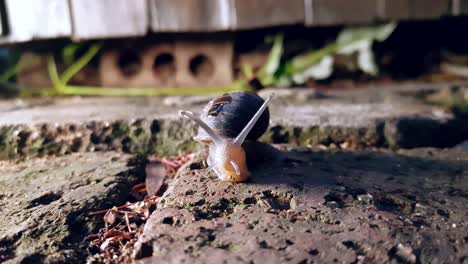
154 119 201 156
0 125 21 159
264 125 383 148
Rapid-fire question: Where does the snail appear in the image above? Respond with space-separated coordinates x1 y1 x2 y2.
180 91 274 182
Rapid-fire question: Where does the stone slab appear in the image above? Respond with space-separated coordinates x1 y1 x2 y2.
0 83 467 159
134 147 468 263
0 152 143 263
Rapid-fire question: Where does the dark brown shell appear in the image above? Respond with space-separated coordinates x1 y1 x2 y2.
194 91 270 143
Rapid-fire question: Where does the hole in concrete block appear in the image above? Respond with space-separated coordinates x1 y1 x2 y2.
153 53 176 82
117 50 142 77
189 54 215 81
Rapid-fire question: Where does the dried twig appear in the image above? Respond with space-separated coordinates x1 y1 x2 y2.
124 212 132 233
88 196 158 216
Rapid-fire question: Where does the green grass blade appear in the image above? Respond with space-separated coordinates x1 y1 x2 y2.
60 43 103 85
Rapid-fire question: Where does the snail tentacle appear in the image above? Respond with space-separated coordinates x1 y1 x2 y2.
230 160 241 176
202 164 215 177
180 110 224 145
234 93 274 145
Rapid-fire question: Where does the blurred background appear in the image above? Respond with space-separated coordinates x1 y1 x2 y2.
0 0 468 96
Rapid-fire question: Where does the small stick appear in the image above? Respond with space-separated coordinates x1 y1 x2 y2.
131 183 146 191
124 212 132 233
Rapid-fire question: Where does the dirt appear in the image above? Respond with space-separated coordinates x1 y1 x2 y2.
135 146 468 263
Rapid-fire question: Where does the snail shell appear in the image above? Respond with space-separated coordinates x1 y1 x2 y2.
194 91 270 143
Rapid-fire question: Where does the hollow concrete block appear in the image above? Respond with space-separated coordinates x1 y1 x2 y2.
100 43 176 88
174 40 233 87
16 53 52 88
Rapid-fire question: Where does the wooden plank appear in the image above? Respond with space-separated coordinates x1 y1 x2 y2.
0 11 3 36
150 0 233 32
233 0 305 29
410 0 450 19
306 0 378 26
379 0 411 20
0 0 6 36
70 0 148 40
461 0 468 15
0 0 71 44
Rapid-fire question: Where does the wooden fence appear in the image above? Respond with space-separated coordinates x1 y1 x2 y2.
0 0 462 44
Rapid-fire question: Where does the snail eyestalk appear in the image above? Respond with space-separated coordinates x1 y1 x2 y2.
234 93 274 145
180 110 224 145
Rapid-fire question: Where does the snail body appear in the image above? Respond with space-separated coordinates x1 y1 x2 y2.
180 91 273 182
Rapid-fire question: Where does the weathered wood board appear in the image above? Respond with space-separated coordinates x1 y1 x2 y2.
306 0 379 25
0 0 71 43
0 0 463 44
149 0 233 32
462 0 468 15
69 0 148 40
233 0 305 29
379 0 411 20
410 0 451 19
0 0 5 36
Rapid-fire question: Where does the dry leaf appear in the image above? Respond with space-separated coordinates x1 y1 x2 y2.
145 160 166 196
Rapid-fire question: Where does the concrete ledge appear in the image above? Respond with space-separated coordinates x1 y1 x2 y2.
0 83 467 160
0 152 143 263
134 147 468 263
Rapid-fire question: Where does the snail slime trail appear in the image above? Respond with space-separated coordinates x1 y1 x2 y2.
180 91 274 182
